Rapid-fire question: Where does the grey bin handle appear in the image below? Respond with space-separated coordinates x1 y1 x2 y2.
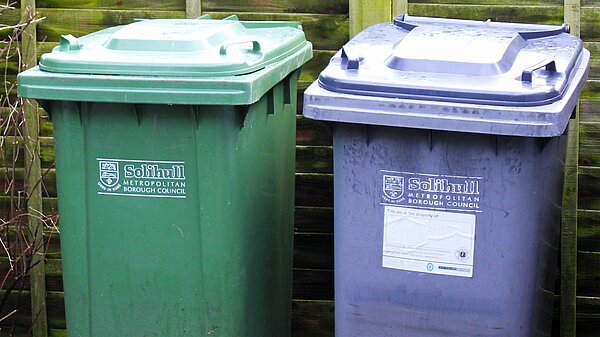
341 47 360 70
219 40 262 55
521 59 557 82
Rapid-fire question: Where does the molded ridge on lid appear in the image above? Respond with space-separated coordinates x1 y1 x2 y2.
102 19 245 52
304 14 590 137
17 16 313 105
317 14 585 107
38 17 307 77
384 27 527 76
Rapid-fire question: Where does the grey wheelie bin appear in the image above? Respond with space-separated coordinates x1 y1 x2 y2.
302 15 590 337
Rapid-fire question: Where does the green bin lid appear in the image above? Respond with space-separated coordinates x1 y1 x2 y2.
18 16 312 105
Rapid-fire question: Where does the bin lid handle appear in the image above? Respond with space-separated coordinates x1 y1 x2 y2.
59 35 81 52
341 47 360 70
521 59 557 82
219 40 262 55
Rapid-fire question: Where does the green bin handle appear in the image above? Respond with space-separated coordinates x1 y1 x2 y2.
219 40 262 55
59 34 81 51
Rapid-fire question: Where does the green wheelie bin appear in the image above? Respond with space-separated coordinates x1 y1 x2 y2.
18 16 312 336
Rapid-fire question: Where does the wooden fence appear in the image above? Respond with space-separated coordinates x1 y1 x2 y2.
0 0 598 336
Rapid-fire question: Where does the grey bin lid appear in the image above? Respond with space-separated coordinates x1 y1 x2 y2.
303 15 591 137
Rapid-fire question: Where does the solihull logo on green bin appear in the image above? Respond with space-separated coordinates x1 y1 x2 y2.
97 158 187 199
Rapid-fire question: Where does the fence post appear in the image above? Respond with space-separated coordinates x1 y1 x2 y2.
561 1 580 337
186 0 202 19
20 0 48 336
349 0 392 38
350 0 408 38
393 0 408 17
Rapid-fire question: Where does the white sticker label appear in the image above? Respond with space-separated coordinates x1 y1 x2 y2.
97 158 187 199
382 206 475 277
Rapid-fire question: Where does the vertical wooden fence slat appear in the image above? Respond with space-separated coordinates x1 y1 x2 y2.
393 0 408 17
349 0 392 38
20 0 48 336
562 1 580 337
186 0 202 19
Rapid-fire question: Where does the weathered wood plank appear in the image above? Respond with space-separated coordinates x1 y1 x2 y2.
295 173 333 208
296 115 332 146
0 197 58 216
407 4 564 24
0 58 21 76
294 233 333 270
578 210 600 252
0 328 67 337
293 268 333 300
581 6 600 41
205 12 349 51
577 251 600 297
0 329 66 337
0 136 55 168
203 0 347 14
36 8 186 41
584 42 599 80
0 168 56 197
578 166 600 210
0 262 62 294
580 99 600 122
579 122 600 167
2 75 18 97
576 297 600 337
0 6 21 38
409 0 563 4
577 315 600 337
36 0 185 10
0 228 61 259
296 146 332 174
35 9 348 51
2 292 335 337
0 291 65 331
581 80 600 100
292 300 334 337
0 108 53 137
299 50 335 88
294 206 333 234
577 296 600 314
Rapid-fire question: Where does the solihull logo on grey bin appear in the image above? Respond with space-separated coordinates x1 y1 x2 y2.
383 175 405 200
381 170 483 212
96 158 187 199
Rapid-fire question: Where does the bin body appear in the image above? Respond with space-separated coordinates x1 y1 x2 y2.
19 18 311 337
303 15 589 337
333 124 565 336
